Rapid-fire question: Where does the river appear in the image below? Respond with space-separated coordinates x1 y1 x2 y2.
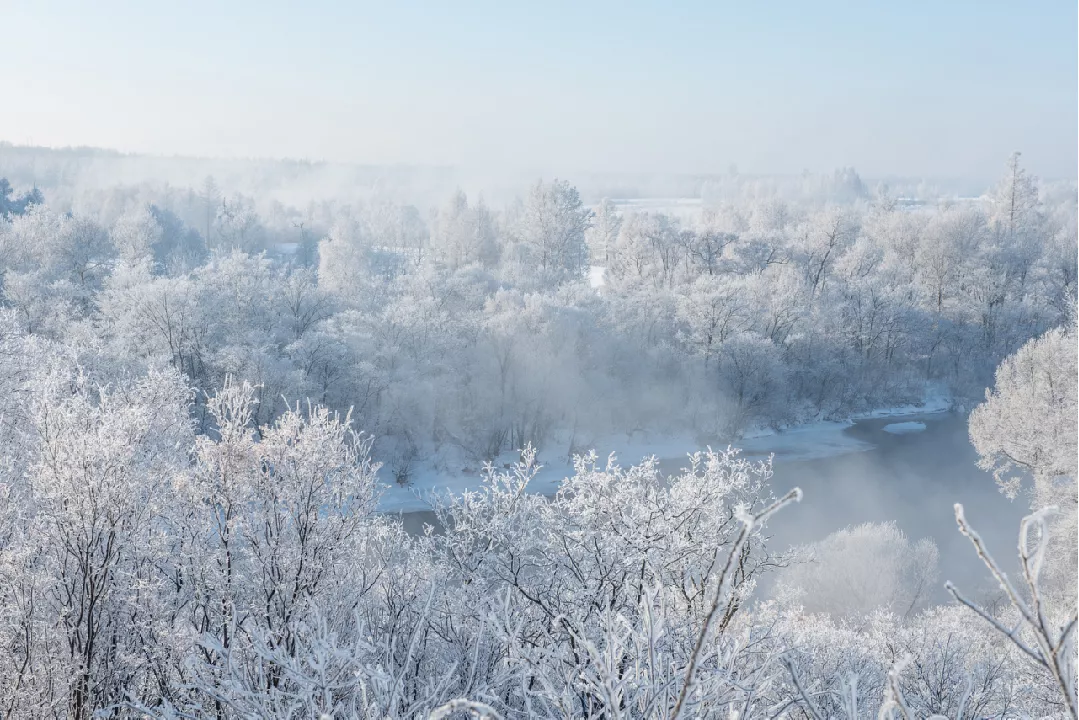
389 412 1026 603
746 412 1026 601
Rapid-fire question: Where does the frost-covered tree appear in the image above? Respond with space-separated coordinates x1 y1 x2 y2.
586 197 621 263
431 447 800 719
776 521 940 620
512 179 592 283
677 275 751 364
0 178 44 217
317 216 377 295
431 191 500 268
198 175 221 247
111 205 163 265
992 152 1041 241
607 211 685 289
969 323 1078 599
715 333 788 436
0 206 114 328
5 364 193 718
212 195 264 253
174 381 380 705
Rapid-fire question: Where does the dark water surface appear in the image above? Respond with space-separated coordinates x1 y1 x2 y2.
388 413 1025 602
755 413 1025 600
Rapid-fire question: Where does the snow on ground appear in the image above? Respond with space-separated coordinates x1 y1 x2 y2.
737 420 871 462
376 421 870 513
588 265 607 288
852 392 951 419
375 422 871 513
882 421 927 435
376 389 954 513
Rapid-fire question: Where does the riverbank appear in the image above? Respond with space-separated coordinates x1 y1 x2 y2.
375 393 954 514
386 409 1024 603
761 410 1024 601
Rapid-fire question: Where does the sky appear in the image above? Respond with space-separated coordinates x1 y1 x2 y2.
2 0 1076 180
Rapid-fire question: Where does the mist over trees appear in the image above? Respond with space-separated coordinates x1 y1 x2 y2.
0 143 1041 230
0 149 1074 717
2 152 1072 461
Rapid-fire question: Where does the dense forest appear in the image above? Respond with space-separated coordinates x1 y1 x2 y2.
0 151 1074 468
0 149 1075 718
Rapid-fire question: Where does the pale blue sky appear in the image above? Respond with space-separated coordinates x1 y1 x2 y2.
2 1 1075 179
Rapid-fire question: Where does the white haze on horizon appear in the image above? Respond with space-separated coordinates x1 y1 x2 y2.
1 1 1076 183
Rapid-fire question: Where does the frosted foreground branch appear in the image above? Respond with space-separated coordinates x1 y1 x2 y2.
0 360 1073 718
946 504 1078 720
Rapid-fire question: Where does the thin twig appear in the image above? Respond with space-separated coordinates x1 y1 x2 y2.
670 488 802 720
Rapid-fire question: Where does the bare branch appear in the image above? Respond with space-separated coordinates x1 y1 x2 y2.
671 487 802 720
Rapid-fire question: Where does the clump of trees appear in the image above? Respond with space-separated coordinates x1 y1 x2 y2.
0 154 1074 469
970 319 1078 606
0 178 43 217
0 307 1073 717
776 521 940 620
0 155 1074 716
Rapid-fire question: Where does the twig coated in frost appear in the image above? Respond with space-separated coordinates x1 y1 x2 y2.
429 698 503 720
671 487 802 720
948 503 1078 720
